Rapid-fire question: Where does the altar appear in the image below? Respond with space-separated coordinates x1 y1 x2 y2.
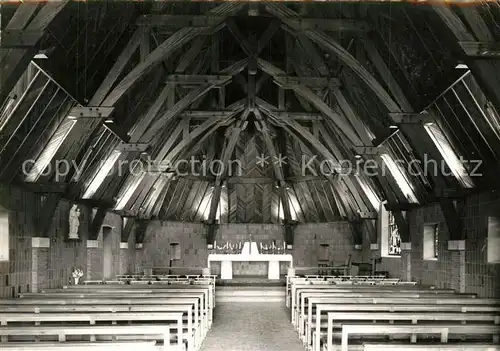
207 242 293 280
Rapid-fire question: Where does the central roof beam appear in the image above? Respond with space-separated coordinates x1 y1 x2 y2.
255 110 294 242
206 110 251 244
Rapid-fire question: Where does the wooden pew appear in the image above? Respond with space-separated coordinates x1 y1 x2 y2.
286 276 418 307
0 341 162 351
0 312 185 348
323 312 500 351
299 291 476 337
0 325 177 349
291 285 464 326
0 304 197 348
308 303 500 351
362 343 500 351
290 284 454 323
21 288 213 328
339 324 500 351
0 298 202 351
306 297 499 351
62 283 215 309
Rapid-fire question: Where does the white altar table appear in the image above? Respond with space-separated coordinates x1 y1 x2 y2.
207 254 293 280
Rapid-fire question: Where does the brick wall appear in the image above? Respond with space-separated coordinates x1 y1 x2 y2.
138 221 207 274
138 221 362 276
294 222 360 267
0 185 122 297
375 191 500 298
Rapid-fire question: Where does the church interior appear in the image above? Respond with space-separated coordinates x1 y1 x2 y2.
0 0 499 350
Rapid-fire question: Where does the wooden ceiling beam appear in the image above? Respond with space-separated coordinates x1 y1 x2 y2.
206 113 249 243
0 29 44 48
180 110 245 119
121 218 135 242
266 3 401 113
459 41 500 58
433 5 500 113
273 76 341 88
102 3 243 106
67 107 114 119
0 1 67 108
286 18 368 32
88 207 108 241
274 112 323 121
19 182 68 193
165 74 232 86
255 111 293 231
137 15 225 27
258 58 363 146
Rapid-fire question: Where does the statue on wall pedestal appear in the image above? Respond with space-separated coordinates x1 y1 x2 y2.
72 268 84 285
68 205 80 240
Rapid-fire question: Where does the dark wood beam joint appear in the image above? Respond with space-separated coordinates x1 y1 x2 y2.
68 107 114 119
459 41 500 58
0 29 44 48
88 207 108 241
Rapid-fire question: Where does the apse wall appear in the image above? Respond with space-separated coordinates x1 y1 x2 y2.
137 221 362 276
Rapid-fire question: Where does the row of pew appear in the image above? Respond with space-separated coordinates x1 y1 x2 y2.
288 275 500 351
0 276 215 350
85 275 217 285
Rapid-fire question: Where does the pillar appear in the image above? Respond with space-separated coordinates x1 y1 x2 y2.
448 240 466 293
31 237 50 292
400 242 412 282
86 239 101 280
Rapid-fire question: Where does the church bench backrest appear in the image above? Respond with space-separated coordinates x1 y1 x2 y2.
0 298 202 336
20 290 210 314
0 341 160 351
299 291 473 317
290 284 455 319
290 286 464 324
362 343 500 351
0 324 172 344
300 296 500 344
0 304 198 349
22 291 213 329
319 312 500 351
0 304 194 314
338 324 500 351
307 305 500 351
298 291 475 328
298 292 477 337
303 297 499 327
0 311 184 323
0 312 185 349
47 285 215 309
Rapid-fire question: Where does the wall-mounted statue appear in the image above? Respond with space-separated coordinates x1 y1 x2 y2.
72 267 84 285
68 205 80 240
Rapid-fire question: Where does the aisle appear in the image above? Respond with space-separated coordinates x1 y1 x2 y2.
199 302 305 351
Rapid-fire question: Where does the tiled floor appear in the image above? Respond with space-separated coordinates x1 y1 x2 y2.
200 302 305 351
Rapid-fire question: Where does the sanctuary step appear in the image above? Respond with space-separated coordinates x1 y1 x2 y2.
215 286 286 303
216 275 286 287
